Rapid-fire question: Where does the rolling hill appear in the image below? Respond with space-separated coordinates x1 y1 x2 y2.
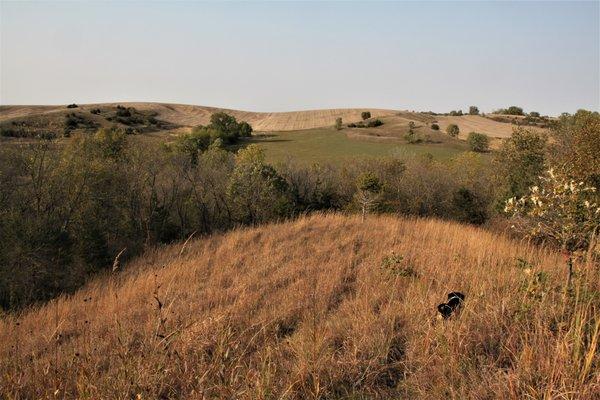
2 214 596 399
0 103 398 132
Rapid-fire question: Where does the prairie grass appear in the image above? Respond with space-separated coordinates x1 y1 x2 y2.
1 214 598 399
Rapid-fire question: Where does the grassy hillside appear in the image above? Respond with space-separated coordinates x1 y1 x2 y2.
2 214 597 399
247 125 467 165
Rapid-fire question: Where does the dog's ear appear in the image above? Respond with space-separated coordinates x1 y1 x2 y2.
447 296 463 310
437 303 452 319
447 292 465 301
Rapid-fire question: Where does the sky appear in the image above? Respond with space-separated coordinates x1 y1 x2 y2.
0 1 598 115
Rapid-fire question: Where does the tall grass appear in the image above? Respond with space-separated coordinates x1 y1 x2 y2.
1 214 598 399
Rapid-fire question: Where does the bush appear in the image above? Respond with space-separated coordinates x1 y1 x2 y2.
529 111 540 118
115 105 132 117
404 131 422 144
431 123 439 130
90 108 101 115
446 124 460 137
467 132 489 152
367 119 383 128
452 187 487 224
347 123 357 128
449 110 463 116
361 111 371 120
66 103 78 108
335 117 343 130
469 106 479 115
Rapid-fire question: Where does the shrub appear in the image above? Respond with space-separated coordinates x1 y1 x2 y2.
367 119 383 128
90 108 101 115
404 131 422 144
469 106 479 115
431 123 439 130
361 111 371 120
467 132 489 152
66 103 78 108
446 124 460 137
529 111 540 118
449 110 463 116
452 187 487 224
115 105 132 117
347 123 357 128
335 117 343 130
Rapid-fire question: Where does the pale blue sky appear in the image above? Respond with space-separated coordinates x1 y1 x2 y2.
1 1 598 115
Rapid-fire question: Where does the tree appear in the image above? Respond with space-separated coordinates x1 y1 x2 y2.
335 117 343 130
469 106 479 115
505 106 524 116
227 145 292 224
467 132 489 152
238 121 253 137
505 169 599 286
431 123 439 130
175 127 220 164
446 124 460 137
361 111 371 120
209 112 238 136
548 110 600 188
496 128 547 200
355 172 382 221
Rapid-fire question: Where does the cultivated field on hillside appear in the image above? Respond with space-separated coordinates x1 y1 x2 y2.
1 214 597 399
0 103 398 132
436 114 546 140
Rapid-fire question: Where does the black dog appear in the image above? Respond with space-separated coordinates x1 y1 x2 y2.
437 292 465 319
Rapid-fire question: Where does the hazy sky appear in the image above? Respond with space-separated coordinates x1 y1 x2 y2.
1 1 598 115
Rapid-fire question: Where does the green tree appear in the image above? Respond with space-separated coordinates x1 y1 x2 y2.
209 112 238 136
505 106 524 116
496 128 547 200
467 132 489 152
355 172 382 221
446 124 460 137
238 121 253 137
227 145 292 224
549 109 600 188
361 111 371 120
469 106 479 115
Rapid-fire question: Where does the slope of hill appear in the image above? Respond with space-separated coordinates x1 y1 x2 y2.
0 103 398 132
436 114 546 140
2 214 597 399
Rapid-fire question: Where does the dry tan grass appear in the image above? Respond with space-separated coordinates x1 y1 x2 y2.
0 103 398 132
1 214 598 399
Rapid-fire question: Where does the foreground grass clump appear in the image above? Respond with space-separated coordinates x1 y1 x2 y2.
1 214 598 399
